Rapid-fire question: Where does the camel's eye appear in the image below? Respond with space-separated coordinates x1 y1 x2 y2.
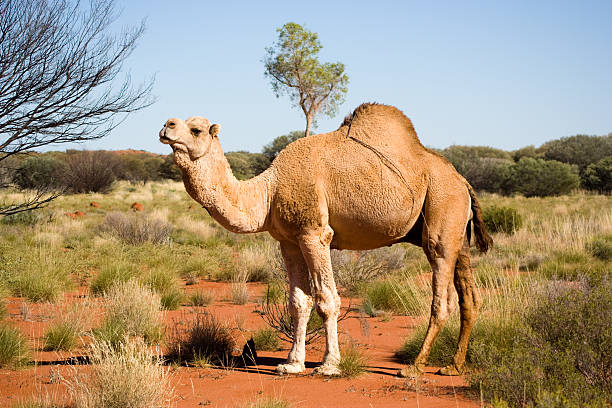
191 128 201 136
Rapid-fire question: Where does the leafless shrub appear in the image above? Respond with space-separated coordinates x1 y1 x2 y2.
167 312 235 367
259 287 351 345
332 247 405 295
100 212 173 245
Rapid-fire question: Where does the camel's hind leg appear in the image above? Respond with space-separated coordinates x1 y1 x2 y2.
399 189 470 377
439 235 482 375
276 241 313 374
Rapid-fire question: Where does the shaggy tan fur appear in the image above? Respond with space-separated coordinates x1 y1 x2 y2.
159 103 492 376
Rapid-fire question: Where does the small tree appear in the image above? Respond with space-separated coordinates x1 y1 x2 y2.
264 22 349 138
0 0 153 215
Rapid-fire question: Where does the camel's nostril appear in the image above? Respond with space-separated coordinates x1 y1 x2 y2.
167 120 176 128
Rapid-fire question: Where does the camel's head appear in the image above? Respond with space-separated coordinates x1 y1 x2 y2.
159 117 221 160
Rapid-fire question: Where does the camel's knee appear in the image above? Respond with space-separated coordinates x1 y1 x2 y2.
315 289 340 320
289 287 313 318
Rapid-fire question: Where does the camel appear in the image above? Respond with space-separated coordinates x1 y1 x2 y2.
159 103 493 377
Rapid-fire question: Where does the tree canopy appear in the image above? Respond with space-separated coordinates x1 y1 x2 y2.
264 22 348 138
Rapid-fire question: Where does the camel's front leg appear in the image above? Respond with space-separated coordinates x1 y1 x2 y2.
299 225 341 376
276 242 313 375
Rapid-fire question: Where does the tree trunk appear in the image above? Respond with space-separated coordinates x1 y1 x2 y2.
304 115 312 138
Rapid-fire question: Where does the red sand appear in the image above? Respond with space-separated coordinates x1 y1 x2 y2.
0 281 479 407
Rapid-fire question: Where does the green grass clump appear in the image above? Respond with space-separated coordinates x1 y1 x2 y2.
483 205 523 234
252 328 280 351
0 324 30 368
167 313 235 367
189 290 214 307
90 263 136 296
537 249 607 280
338 344 368 378
361 278 428 317
586 234 612 261
43 321 79 351
160 288 184 310
141 269 183 310
11 269 72 303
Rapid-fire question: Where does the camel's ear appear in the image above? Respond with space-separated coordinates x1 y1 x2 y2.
209 124 220 138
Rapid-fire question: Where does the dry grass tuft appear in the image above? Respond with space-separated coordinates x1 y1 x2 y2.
68 338 173 408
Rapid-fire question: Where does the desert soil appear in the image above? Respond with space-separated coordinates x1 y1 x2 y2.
0 281 479 408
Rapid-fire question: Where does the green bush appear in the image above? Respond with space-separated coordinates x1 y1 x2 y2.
482 206 523 234
12 156 66 190
469 278 612 407
252 328 280 351
505 157 580 197
582 156 612 193
586 235 612 261
0 324 30 368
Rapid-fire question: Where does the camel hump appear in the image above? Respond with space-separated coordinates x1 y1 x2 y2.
340 103 419 140
466 183 493 252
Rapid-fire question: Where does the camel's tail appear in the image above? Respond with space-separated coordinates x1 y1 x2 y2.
466 183 493 253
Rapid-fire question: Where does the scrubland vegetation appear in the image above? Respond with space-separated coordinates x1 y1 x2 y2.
0 131 610 407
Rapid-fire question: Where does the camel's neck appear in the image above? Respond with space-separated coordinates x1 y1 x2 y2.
173 141 276 234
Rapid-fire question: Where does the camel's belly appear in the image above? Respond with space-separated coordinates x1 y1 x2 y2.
327 192 421 250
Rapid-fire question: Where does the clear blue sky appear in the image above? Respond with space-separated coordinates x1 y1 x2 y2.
74 0 611 154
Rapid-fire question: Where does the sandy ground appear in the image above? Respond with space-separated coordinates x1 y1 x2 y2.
0 281 480 407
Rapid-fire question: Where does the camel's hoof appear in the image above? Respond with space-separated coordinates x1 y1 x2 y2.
437 364 462 376
276 362 305 375
397 364 425 378
312 364 341 376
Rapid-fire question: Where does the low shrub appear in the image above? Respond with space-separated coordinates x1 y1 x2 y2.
1 210 48 226
332 247 404 295
68 338 172 408
0 324 30 368
167 313 235 366
586 234 612 261
141 269 183 310
482 206 523 234
469 277 612 407
100 212 173 245
338 343 368 378
263 282 284 304
252 328 280 351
